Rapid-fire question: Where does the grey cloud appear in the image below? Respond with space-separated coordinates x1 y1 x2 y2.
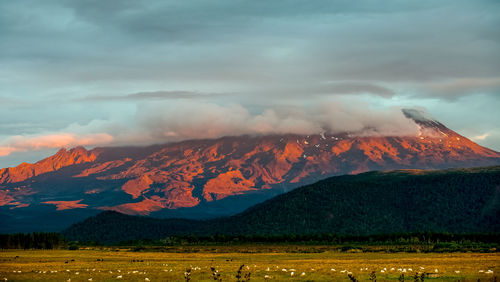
0 97 23 107
0 0 499 166
1 0 499 97
315 82 394 97
79 91 228 102
235 82 395 99
65 0 431 43
421 78 500 100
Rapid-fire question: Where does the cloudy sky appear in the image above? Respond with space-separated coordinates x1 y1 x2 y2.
1 0 499 167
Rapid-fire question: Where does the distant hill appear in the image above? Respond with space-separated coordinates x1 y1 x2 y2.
63 166 500 244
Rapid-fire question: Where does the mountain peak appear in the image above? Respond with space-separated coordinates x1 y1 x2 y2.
402 108 436 123
0 146 98 184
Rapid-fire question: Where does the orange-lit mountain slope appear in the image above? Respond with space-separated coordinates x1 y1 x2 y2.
0 110 499 223
0 147 98 184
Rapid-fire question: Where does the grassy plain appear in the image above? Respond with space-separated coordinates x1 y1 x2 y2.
0 247 498 281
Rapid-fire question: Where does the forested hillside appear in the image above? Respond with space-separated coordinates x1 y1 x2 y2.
63 166 500 244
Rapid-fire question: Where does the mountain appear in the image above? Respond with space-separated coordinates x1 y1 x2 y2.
62 166 500 244
1 109 499 232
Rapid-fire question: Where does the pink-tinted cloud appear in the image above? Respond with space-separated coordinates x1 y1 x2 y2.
0 147 17 157
471 133 490 141
0 133 113 156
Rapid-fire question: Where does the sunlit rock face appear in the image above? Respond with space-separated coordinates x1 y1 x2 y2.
0 147 98 184
0 113 499 218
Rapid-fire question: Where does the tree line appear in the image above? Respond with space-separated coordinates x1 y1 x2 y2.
119 232 500 246
0 232 67 249
0 231 497 250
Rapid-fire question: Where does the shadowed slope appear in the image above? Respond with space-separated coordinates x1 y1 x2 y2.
62 166 500 244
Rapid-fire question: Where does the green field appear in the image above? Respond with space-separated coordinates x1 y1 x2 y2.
0 248 498 281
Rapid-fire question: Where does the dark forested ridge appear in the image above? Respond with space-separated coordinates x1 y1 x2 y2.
63 166 500 244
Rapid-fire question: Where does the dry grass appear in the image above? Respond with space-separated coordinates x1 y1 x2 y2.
0 248 498 281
